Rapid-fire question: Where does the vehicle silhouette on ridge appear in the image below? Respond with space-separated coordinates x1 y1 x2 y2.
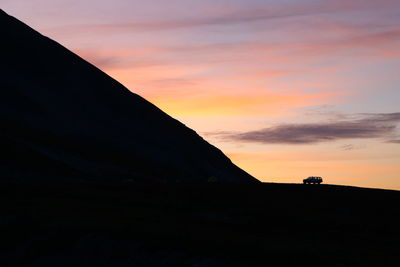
303 176 323 184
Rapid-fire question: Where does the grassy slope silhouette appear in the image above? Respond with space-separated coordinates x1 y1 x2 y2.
1 182 399 266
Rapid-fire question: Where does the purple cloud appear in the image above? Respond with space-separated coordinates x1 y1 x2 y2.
43 0 400 33
208 113 400 144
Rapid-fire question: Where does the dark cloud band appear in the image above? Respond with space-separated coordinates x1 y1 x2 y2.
208 113 400 144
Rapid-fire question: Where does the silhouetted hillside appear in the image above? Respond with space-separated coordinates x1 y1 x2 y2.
0 9 257 183
0 182 399 266
2 9 398 266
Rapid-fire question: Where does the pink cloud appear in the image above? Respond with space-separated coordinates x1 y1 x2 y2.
43 0 400 33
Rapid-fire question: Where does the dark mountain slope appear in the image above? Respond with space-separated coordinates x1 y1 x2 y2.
0 9 258 183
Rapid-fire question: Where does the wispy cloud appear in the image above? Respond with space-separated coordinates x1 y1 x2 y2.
45 0 400 33
340 144 356 150
208 113 400 144
339 144 367 150
71 23 400 73
386 139 400 144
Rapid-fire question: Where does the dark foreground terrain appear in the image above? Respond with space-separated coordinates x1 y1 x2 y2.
1 182 399 267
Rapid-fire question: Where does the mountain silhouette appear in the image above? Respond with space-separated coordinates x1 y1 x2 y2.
0 9 258 183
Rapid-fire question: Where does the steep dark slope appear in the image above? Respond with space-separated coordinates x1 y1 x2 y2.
0 9 258 183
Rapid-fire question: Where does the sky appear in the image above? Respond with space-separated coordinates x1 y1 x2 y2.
2 0 400 189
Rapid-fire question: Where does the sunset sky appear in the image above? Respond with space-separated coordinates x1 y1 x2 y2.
3 0 400 189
